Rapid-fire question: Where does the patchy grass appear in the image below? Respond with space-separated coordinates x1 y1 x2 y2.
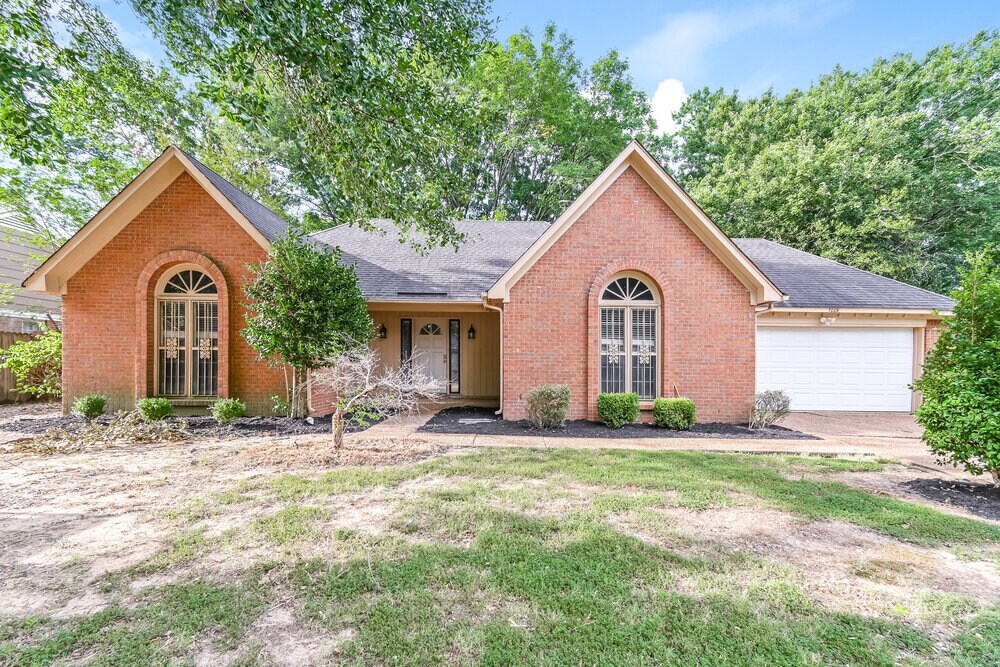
0 582 262 666
4 446 1000 665
272 448 1000 546
252 506 330 545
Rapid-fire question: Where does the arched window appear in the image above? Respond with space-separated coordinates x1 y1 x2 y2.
599 274 659 399
155 266 219 397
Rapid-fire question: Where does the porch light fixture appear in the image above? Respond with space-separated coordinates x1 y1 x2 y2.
819 308 839 326
467 324 476 340
376 323 387 339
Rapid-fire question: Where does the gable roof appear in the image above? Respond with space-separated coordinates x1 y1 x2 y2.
311 219 549 302
486 140 785 305
734 238 954 312
179 149 288 242
23 146 287 294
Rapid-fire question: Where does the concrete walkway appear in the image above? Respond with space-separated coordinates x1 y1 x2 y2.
358 408 971 476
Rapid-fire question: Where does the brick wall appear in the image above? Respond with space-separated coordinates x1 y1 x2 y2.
924 319 944 355
502 166 756 423
62 172 285 414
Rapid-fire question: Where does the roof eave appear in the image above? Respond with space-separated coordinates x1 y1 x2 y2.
23 146 272 295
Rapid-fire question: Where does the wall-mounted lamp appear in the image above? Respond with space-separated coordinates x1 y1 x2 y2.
819 308 839 326
376 323 387 339
467 324 476 340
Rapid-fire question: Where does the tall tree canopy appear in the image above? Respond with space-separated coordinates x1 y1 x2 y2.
451 24 665 221
0 0 289 250
130 0 492 248
670 32 999 292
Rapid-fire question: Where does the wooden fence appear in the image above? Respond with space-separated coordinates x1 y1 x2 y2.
0 332 40 403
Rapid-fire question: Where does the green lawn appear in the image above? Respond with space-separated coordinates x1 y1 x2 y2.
3 448 999 666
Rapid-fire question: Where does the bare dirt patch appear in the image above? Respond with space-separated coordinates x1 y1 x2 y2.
0 427 447 620
617 504 1000 627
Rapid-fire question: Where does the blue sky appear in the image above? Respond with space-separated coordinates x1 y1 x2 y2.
97 0 997 133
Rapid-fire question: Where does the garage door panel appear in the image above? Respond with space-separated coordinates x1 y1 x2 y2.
757 327 913 412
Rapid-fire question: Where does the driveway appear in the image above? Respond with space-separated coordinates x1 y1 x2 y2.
782 411 922 439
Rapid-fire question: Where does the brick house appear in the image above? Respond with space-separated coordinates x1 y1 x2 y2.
24 142 953 420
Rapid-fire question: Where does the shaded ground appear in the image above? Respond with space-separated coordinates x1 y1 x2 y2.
419 406 818 440
2 425 999 665
902 478 1000 522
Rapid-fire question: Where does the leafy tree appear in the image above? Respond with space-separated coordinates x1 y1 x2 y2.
243 232 373 418
451 24 666 221
0 1 292 250
914 248 1000 486
671 32 999 292
130 0 492 248
0 328 62 397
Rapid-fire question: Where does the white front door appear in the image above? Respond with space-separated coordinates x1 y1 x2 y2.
757 326 915 411
414 319 448 389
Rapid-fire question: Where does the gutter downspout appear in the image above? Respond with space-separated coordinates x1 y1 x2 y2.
481 293 504 416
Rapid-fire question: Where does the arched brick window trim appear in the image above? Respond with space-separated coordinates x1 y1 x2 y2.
135 251 230 401
586 261 673 420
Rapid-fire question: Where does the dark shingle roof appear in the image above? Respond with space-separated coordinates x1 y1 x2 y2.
734 238 954 311
311 219 550 301
180 149 288 242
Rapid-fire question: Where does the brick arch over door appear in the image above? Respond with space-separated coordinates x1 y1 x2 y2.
587 261 674 420
135 250 230 401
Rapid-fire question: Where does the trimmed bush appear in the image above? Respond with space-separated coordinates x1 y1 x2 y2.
597 392 639 428
525 384 571 429
136 397 174 421
749 390 791 429
72 394 107 420
653 397 696 430
210 397 246 423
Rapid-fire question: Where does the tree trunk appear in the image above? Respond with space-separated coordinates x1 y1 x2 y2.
332 408 345 448
290 366 308 419
991 468 999 489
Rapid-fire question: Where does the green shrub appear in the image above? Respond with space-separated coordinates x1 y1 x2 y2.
0 329 62 398
914 248 1000 485
136 397 173 421
72 394 107 420
597 392 639 428
525 384 571 429
211 397 246 423
653 397 696 430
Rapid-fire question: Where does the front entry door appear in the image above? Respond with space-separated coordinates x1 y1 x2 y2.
414 320 448 390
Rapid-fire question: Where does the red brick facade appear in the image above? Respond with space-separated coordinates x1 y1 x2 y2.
62 172 285 414
924 319 944 353
502 166 756 423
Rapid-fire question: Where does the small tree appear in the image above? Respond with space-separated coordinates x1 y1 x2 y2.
312 347 441 447
0 328 62 398
914 248 1000 486
243 231 373 417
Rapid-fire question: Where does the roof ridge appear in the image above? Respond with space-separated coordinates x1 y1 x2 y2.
736 238 951 300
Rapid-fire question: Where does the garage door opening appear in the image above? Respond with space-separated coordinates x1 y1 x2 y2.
757 327 914 412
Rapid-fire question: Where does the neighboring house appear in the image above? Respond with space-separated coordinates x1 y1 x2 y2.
23 142 953 419
0 213 61 333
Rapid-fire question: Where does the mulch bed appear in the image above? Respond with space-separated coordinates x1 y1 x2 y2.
900 478 1000 522
418 406 818 440
0 413 374 439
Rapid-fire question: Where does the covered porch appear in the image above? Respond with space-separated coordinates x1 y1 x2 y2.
367 303 501 403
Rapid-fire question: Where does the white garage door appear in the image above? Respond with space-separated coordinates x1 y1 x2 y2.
757 327 914 411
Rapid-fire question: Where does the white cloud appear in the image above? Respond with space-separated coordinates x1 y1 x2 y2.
627 1 845 84
650 78 687 135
